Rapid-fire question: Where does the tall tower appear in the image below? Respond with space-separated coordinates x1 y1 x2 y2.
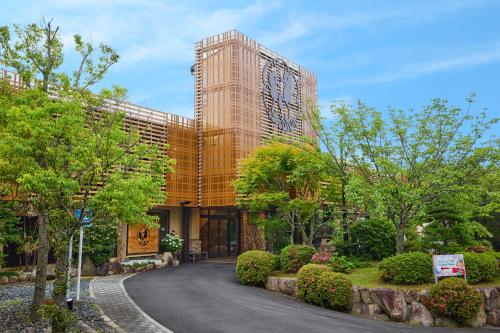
194 30 317 208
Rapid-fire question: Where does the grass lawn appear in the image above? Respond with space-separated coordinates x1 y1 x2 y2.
271 261 500 290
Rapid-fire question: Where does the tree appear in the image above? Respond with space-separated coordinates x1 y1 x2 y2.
329 98 498 253
234 142 331 246
0 20 173 315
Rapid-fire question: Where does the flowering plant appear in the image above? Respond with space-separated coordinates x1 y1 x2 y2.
311 251 332 264
161 232 184 253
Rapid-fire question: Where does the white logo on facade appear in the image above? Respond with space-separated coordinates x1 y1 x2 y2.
262 58 300 132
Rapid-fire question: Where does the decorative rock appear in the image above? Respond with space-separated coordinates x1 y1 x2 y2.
123 266 131 274
46 266 55 280
350 286 360 304
278 277 297 297
370 288 409 322
17 273 27 282
481 287 498 311
434 316 459 328
464 304 486 328
173 260 179 266
265 277 280 292
409 301 433 327
8 276 18 283
0 276 8 284
162 252 174 266
404 290 420 304
95 263 109 276
82 255 96 276
359 287 371 304
486 309 500 326
109 261 124 274
351 303 383 319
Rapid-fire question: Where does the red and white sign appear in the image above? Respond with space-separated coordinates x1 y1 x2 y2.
433 254 466 282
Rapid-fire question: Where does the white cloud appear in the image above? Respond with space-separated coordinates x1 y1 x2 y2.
342 45 500 86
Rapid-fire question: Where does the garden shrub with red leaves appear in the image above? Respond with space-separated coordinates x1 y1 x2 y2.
425 277 481 323
311 251 332 264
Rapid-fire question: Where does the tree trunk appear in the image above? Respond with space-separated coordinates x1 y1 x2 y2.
31 212 48 319
52 250 68 307
341 182 349 242
396 223 405 253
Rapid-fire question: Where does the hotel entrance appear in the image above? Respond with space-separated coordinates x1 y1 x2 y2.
199 208 240 257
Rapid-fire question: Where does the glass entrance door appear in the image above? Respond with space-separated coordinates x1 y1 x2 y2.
200 208 240 258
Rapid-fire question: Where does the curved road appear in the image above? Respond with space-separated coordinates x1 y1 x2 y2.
124 263 493 333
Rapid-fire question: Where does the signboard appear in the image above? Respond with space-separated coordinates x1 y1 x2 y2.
75 209 92 227
262 58 301 132
433 254 466 282
127 225 159 255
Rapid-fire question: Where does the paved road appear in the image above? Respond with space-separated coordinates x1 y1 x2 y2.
124 263 494 333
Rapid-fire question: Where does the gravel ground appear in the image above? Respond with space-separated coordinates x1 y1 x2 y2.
0 278 107 332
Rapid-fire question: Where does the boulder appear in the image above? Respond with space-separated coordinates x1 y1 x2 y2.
95 263 109 276
404 290 420 304
162 252 174 266
17 273 27 282
109 261 124 275
358 287 371 304
409 301 434 327
486 309 500 326
351 303 385 319
123 266 131 274
480 287 498 311
82 255 96 276
278 277 297 297
0 276 8 284
464 304 486 328
265 277 280 293
350 286 360 304
46 266 55 280
434 316 459 328
370 288 409 322
8 276 18 283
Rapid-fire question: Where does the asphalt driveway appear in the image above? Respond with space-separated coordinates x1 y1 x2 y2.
124 263 493 333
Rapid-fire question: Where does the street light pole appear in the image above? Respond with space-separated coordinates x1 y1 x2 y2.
76 225 84 301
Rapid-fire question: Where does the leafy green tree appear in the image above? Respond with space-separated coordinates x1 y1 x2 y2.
329 98 498 253
234 142 331 246
0 20 173 314
349 217 396 260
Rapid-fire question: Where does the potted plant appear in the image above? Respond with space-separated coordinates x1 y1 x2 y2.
161 232 184 264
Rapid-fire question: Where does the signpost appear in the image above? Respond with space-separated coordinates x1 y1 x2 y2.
432 254 466 283
71 209 92 302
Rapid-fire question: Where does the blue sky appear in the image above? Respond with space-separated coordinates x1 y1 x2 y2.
2 0 500 129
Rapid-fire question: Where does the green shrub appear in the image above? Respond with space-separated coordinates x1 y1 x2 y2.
328 256 356 273
317 271 353 310
83 221 119 266
37 302 76 333
379 252 433 284
297 264 330 304
426 277 482 323
236 250 275 285
279 244 316 273
272 254 281 271
464 252 499 283
349 218 396 260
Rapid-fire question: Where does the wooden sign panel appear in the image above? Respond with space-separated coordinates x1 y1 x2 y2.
127 225 159 255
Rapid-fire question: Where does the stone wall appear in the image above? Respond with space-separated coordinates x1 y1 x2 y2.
265 276 500 328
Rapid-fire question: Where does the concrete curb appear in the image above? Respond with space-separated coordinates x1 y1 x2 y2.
119 274 174 333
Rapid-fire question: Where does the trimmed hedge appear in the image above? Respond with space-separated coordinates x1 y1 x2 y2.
464 252 499 283
297 264 330 304
316 271 353 310
426 277 482 323
236 250 275 285
279 245 316 273
379 252 433 284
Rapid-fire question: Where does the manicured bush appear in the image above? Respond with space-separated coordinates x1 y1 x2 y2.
464 252 499 283
272 254 281 271
379 252 433 284
316 271 353 310
236 250 275 285
328 255 356 273
349 218 396 260
426 277 482 323
297 264 330 304
83 221 119 266
38 300 76 333
279 244 316 273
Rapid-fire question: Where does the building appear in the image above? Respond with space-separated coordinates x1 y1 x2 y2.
1 30 317 265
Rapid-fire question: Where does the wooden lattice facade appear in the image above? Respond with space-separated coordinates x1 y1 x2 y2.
194 30 317 207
